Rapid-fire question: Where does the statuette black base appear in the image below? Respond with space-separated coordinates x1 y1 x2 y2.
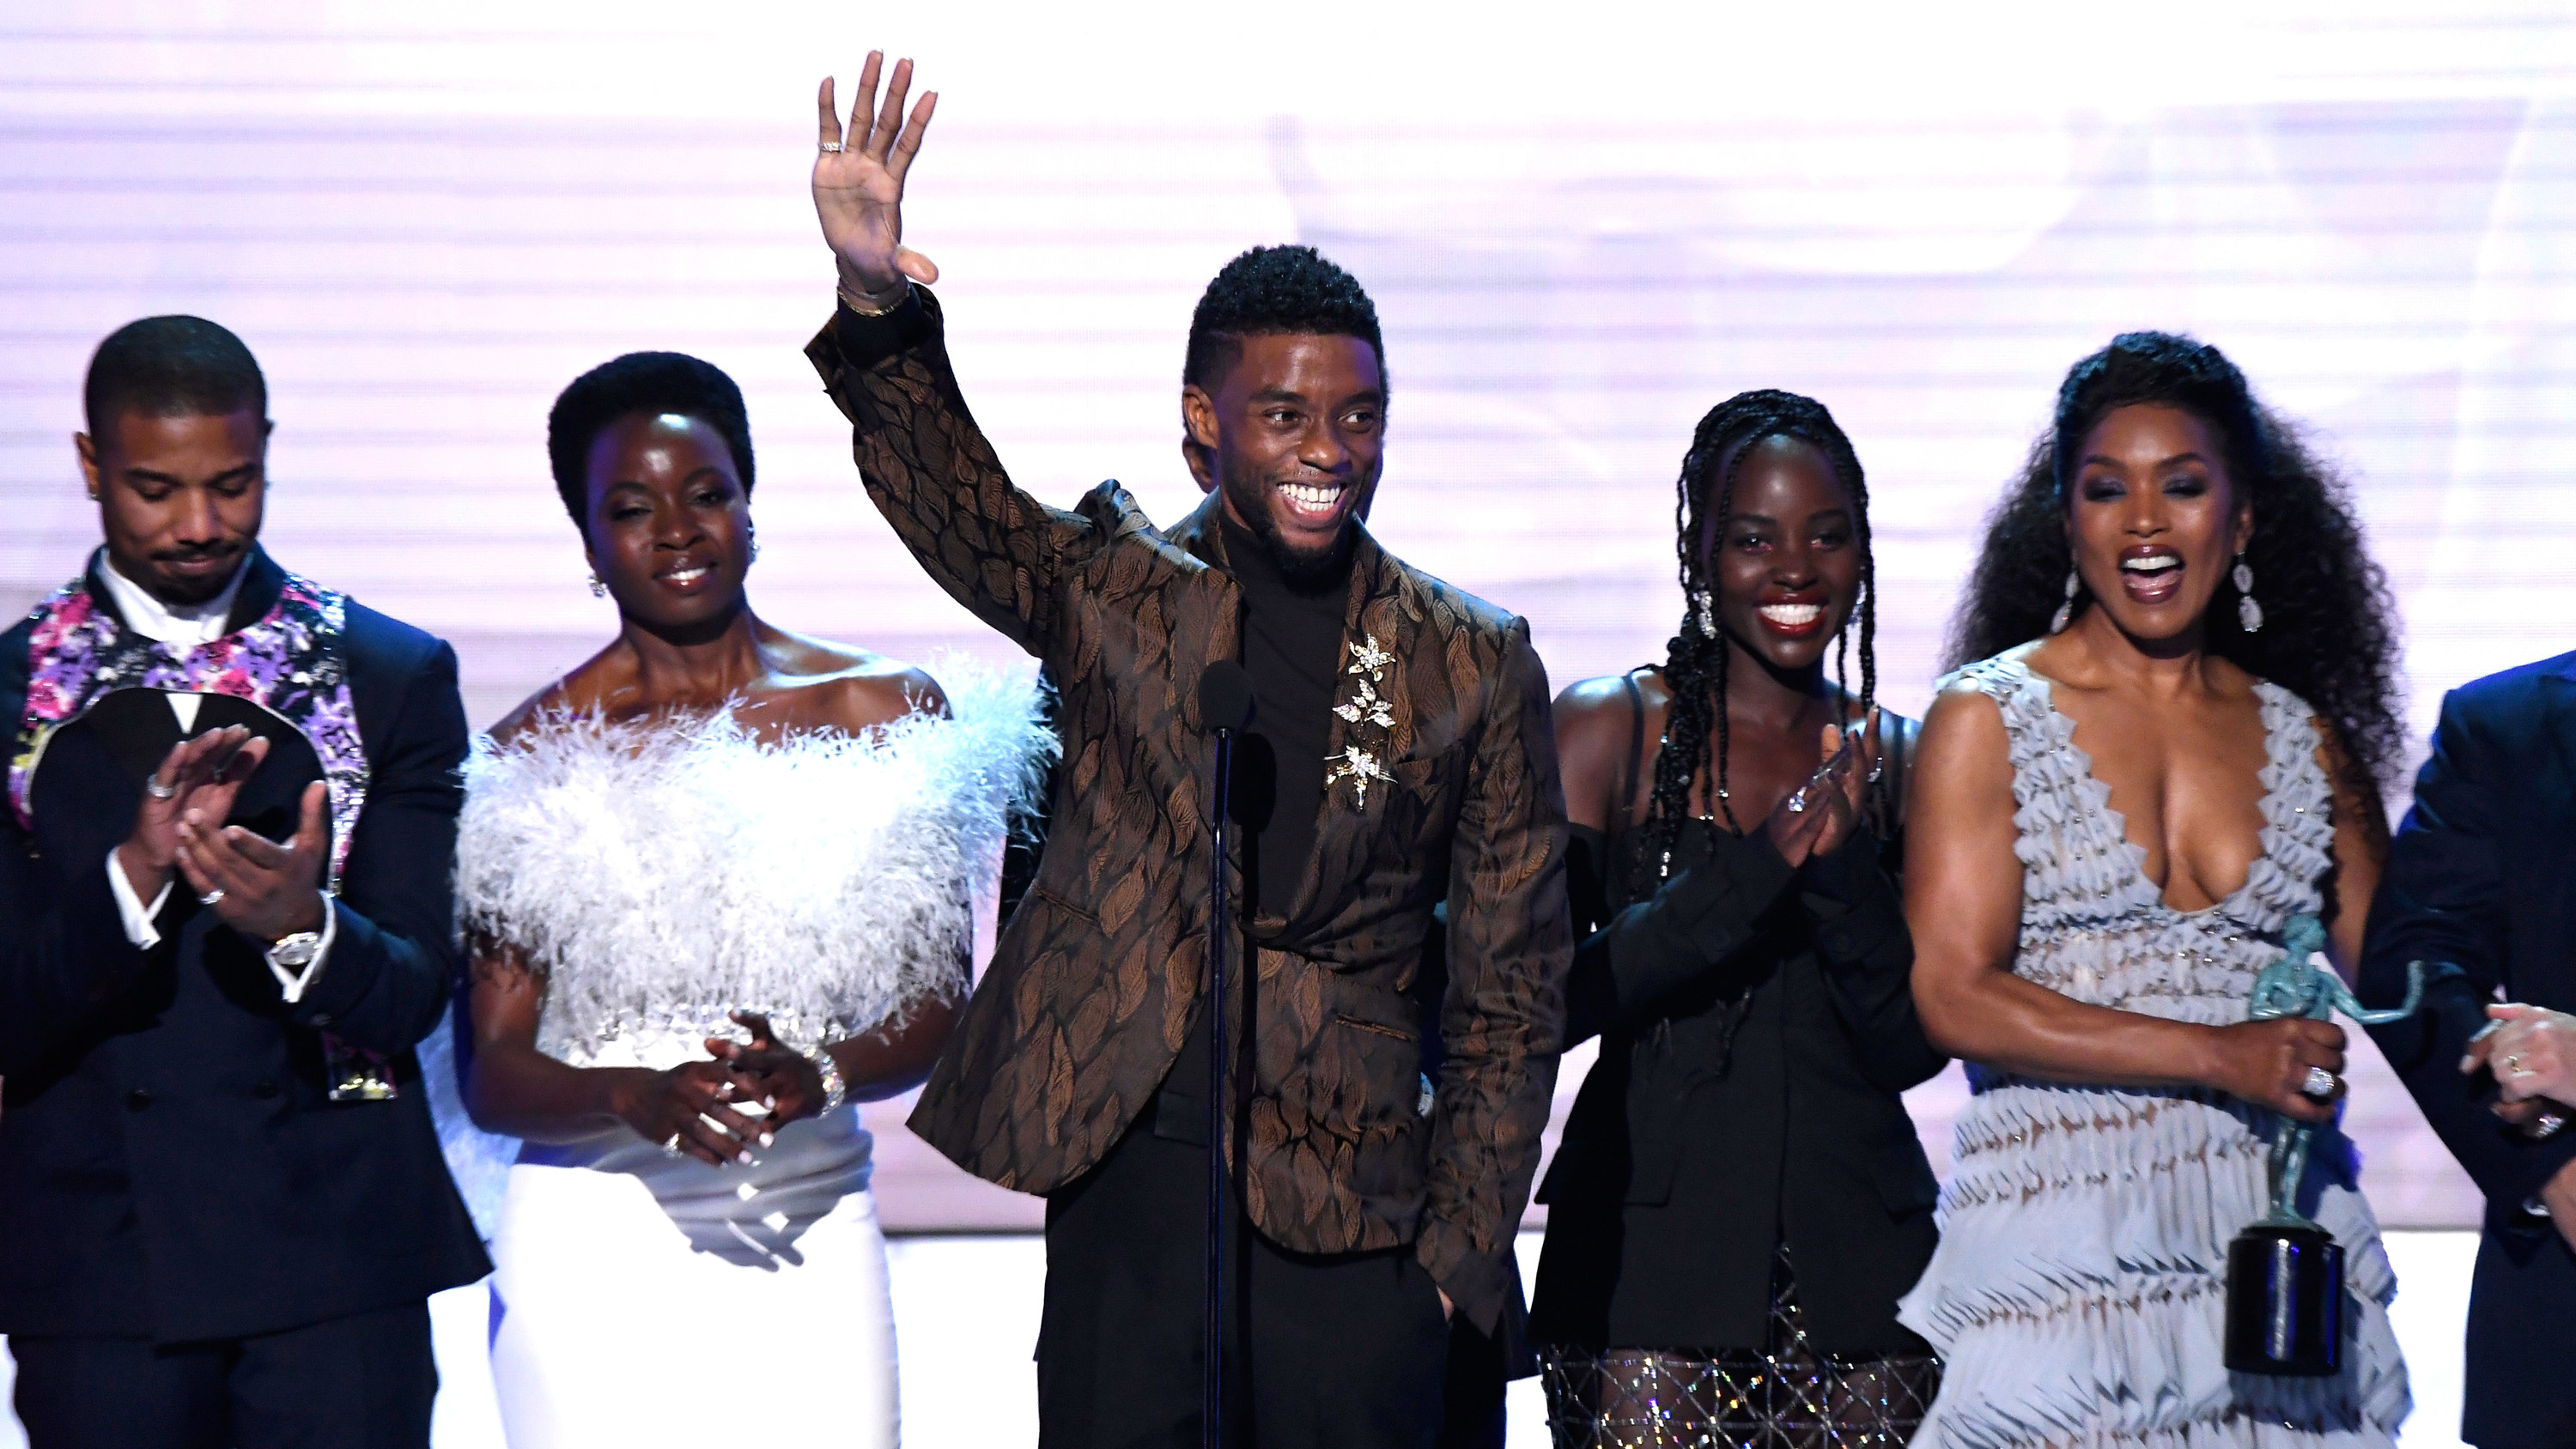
2224 1221 2343 1377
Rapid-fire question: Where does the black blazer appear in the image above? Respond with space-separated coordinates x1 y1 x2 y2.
2361 650 2576 1449
0 550 488 1343
1528 700 1942 1355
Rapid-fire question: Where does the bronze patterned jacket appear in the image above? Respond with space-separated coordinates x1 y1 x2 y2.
805 290 1571 1330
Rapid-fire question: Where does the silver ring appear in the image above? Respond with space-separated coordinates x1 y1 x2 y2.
2536 1112 2569 1141
659 1132 683 1159
1785 788 1807 815
1867 760 1885 785
144 775 177 800
818 140 844 153
197 888 225 906
2300 1065 2338 1100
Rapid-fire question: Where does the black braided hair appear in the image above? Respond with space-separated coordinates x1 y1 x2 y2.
1643 391 1881 874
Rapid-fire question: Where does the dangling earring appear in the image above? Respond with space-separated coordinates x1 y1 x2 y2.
587 570 608 598
1692 587 1717 638
2049 568 2080 634
2233 551 2263 632
748 526 760 563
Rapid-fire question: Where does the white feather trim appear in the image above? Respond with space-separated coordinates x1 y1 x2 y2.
453 655 1054 1069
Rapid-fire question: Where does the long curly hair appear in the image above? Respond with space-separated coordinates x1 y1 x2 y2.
1643 390 1886 872
1945 330 2404 808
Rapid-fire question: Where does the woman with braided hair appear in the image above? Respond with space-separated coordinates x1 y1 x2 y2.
1897 331 2409 1446
1530 390 1947 1447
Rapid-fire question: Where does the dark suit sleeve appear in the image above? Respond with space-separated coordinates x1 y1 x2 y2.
0 831 157 1077
1801 826 1947 1093
280 641 466 1055
1560 834 1795 1046
1419 618 1572 1335
805 288 1109 665
2360 684 2576 1210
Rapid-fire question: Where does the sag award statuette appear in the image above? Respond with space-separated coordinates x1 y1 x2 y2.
2224 914 2427 1376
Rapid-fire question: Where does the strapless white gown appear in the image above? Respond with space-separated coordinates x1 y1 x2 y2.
442 663 1053 1449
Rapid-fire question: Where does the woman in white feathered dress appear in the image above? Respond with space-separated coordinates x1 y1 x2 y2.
1899 334 2412 1446
451 353 1050 1447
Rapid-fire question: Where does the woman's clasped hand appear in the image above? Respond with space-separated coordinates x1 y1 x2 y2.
605 1011 833 1167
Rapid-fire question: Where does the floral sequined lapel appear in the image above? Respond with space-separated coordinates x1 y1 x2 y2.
9 554 370 888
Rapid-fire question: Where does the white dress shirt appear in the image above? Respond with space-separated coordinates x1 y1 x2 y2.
94 554 337 1000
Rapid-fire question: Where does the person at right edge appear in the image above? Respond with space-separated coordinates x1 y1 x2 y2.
799 55 1572 1448
1530 391 1945 1448
2358 646 2576 1448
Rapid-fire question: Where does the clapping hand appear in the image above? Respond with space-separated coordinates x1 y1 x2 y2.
814 52 941 300
1764 709 1880 868
176 778 330 943
117 724 265 904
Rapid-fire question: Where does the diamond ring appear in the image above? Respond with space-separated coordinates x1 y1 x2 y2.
2535 1112 2569 1141
197 888 225 906
818 140 844 153
659 1133 683 1159
2300 1066 2338 1100
144 775 177 800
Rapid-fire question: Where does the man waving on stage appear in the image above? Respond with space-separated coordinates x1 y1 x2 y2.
803 53 1571 1447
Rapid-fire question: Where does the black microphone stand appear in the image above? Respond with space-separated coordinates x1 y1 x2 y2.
1197 662 1253 1449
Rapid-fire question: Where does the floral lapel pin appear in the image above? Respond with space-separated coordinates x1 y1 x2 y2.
1327 634 1396 809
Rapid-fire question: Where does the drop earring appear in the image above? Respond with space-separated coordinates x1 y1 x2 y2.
588 570 608 598
2049 568 2080 634
2233 551 2263 632
1693 587 1717 637
748 526 760 563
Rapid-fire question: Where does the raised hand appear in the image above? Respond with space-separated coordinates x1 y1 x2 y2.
118 724 265 902
814 53 941 298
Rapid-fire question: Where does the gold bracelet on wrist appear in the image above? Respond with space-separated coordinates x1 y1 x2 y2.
836 276 913 318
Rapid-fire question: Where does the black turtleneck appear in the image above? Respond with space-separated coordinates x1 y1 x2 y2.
1217 512 1353 920
1155 512 1358 1137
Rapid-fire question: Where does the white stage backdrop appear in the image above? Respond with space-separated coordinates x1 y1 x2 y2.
5 3 2575 1237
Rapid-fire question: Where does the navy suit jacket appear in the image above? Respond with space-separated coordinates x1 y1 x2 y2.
2361 650 2576 1449
0 550 488 1343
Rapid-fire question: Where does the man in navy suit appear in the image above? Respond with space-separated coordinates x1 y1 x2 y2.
0 317 486 1448
2361 652 2576 1449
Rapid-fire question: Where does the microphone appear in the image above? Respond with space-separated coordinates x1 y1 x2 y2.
1199 660 1255 737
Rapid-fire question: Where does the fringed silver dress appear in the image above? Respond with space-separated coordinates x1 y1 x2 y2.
1896 654 2408 1448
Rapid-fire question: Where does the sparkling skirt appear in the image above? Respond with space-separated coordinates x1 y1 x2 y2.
1540 1252 1939 1449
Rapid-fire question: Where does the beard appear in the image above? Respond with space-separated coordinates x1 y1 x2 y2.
1218 455 1359 587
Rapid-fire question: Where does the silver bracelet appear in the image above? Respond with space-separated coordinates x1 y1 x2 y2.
810 1048 848 1116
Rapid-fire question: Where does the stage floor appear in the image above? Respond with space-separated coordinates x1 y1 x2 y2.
0 1230 2482 1448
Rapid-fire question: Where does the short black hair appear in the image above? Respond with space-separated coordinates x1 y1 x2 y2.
546 351 755 529
83 315 266 438
1182 246 1387 394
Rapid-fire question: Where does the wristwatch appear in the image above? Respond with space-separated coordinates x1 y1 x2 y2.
267 929 326 973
